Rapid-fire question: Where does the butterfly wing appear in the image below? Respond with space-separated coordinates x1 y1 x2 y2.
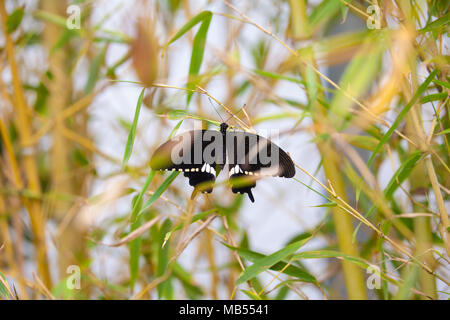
226 131 295 202
150 130 225 193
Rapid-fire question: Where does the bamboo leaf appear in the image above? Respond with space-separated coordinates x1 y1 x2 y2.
165 11 213 106
341 133 380 151
122 88 145 170
236 236 312 285
329 33 385 120
129 195 143 290
308 0 341 30
432 78 450 89
384 151 422 200
34 10 72 29
437 128 450 135
241 290 262 300
84 45 106 94
420 92 448 103
252 69 305 85
293 250 370 269
186 12 212 106
6 6 24 33
367 69 438 166
167 11 212 45
173 263 203 299
394 265 419 300
223 243 317 284
168 120 184 139
420 13 450 33
157 219 173 299
130 169 155 222
136 171 180 219
0 271 10 299
293 250 400 286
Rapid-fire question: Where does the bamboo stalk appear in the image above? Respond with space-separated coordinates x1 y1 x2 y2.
318 142 368 299
41 0 82 280
406 115 437 299
402 36 438 298
0 118 29 299
0 0 51 288
287 1 367 299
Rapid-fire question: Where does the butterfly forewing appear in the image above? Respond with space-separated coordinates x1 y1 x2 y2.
150 130 225 193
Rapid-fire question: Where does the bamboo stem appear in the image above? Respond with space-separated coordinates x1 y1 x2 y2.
42 0 84 280
0 0 51 288
318 142 368 299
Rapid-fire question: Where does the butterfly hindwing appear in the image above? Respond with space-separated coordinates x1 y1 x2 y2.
228 163 256 202
226 131 295 202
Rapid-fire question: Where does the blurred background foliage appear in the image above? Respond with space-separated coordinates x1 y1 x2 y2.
0 0 449 300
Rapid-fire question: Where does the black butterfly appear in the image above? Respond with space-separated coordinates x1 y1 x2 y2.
150 123 295 202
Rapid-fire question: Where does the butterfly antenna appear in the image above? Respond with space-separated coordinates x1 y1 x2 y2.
207 97 225 123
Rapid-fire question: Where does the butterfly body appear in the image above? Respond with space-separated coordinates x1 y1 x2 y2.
150 123 295 202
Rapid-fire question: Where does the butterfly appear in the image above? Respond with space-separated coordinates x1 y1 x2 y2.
150 123 295 202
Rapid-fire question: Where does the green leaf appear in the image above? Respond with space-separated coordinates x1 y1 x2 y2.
341 133 380 151
170 209 217 233
167 11 212 45
394 265 419 300
252 69 305 85
367 69 438 166
157 219 173 299
241 290 262 300
305 61 318 109
0 271 10 299
168 120 184 139
420 92 448 103
383 151 422 200
167 109 188 119
293 178 332 202
312 202 337 207
186 13 212 106
420 13 450 33
172 263 203 299
130 169 155 222
293 250 400 286
136 171 180 219
432 78 450 89
165 109 221 126
34 10 72 29
165 11 213 106
6 6 24 34
274 285 290 300
293 250 370 269
129 211 143 290
223 243 317 284
308 0 341 30
128 169 156 289
329 33 385 120
122 88 145 170
236 236 312 285
437 128 450 135
84 45 106 94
